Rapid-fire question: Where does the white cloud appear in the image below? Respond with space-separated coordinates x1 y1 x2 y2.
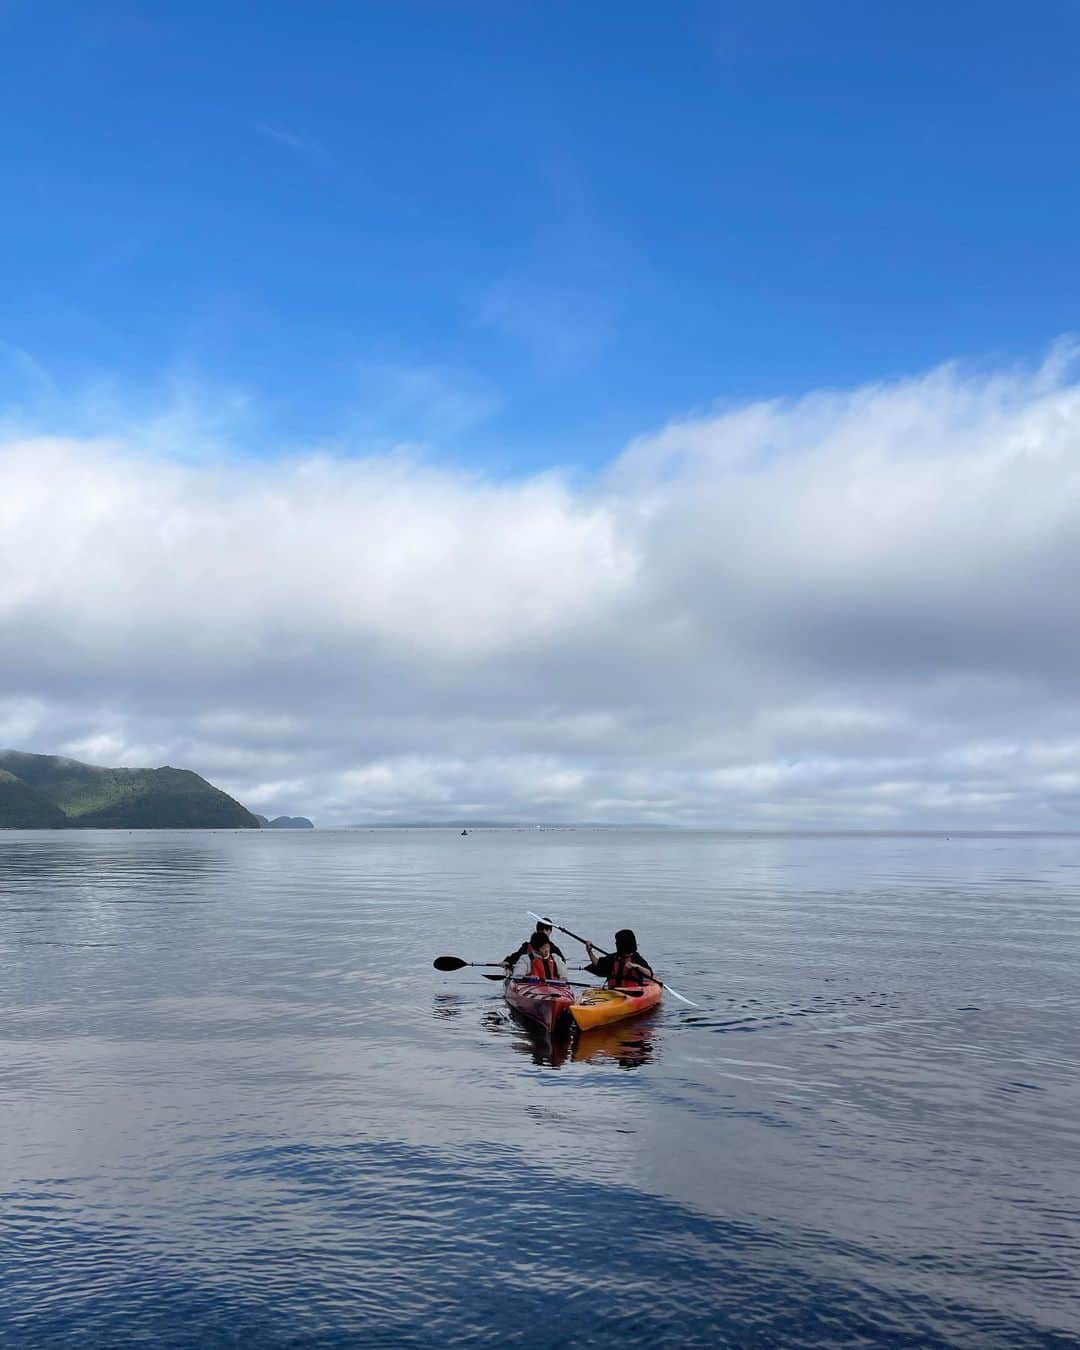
5 345 1080 826
0 697 46 748
0 440 634 666
59 732 135 765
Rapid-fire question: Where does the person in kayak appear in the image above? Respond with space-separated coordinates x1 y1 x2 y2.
585 929 654 987
503 920 565 971
511 932 569 981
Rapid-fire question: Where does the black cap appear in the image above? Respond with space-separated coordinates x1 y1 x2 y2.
529 931 551 949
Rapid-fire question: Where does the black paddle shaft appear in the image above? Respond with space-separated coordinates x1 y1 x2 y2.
543 918 608 956
433 956 507 971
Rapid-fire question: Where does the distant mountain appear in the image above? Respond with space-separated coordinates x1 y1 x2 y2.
255 814 315 829
0 769 70 827
0 750 261 829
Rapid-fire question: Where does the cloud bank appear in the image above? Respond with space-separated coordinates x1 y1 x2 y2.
5 345 1080 827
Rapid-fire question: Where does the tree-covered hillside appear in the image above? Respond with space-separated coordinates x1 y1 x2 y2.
0 768 70 827
0 751 261 829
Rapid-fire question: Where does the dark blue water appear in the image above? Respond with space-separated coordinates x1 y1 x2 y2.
1 829 1077 1347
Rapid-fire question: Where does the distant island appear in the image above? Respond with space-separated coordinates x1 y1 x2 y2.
0 749 283 830
254 814 314 830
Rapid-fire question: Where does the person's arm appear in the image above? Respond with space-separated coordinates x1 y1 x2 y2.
552 954 568 980
511 953 532 978
585 941 604 969
589 952 615 978
503 941 527 970
628 954 654 981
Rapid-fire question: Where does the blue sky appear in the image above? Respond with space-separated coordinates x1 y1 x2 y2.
7 2 1080 827
4 1 1079 471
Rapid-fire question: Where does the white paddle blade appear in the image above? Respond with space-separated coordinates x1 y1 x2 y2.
663 985 699 1007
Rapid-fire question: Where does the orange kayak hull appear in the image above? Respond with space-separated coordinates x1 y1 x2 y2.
569 982 663 1031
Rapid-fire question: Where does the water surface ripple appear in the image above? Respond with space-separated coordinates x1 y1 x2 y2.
2 829 1077 1347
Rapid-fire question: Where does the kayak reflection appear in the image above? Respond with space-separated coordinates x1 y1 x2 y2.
500 1006 574 1066
494 1004 658 1070
572 1021 656 1069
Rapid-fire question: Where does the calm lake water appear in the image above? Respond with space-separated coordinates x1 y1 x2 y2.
1 828 1077 1348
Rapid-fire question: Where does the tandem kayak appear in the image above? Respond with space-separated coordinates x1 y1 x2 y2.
569 982 663 1031
504 978 575 1030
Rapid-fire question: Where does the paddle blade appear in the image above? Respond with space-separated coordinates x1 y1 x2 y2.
662 984 699 1007
433 955 469 971
481 972 507 981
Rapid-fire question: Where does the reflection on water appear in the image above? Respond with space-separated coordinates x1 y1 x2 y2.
2 828 1079 1347
480 1006 567 1067
431 993 465 1020
573 1020 656 1068
479 991 659 1070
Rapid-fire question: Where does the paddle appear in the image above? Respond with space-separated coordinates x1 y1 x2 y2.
508 977 641 993
527 911 594 949
434 959 643 996
526 911 699 1007
433 956 507 971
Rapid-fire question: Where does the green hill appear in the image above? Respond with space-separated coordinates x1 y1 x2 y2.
0 768 70 827
0 750 261 829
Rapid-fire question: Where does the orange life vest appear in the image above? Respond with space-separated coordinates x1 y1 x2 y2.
607 953 647 988
529 954 560 980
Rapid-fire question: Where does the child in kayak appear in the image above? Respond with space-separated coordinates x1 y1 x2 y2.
503 920 564 971
511 932 569 981
585 929 654 988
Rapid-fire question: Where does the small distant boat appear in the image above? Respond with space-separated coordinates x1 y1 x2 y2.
461 829 468 835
